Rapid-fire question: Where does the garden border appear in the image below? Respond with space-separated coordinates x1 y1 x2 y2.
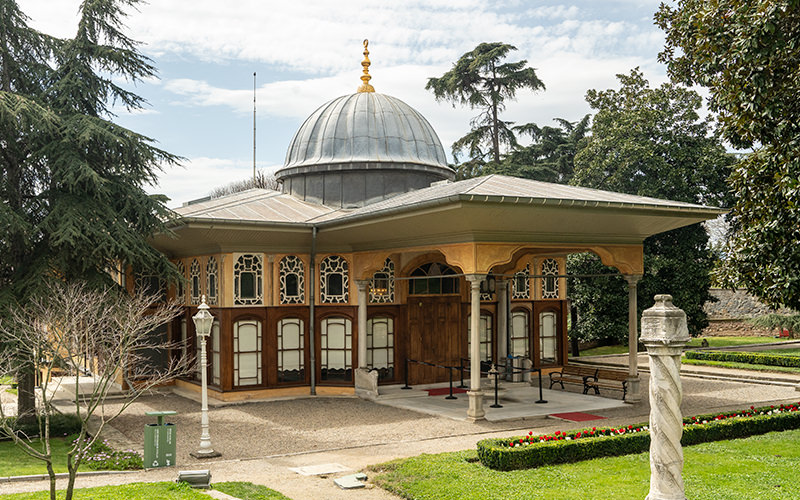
685 350 800 367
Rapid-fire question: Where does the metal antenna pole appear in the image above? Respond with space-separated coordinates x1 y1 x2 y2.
253 71 256 182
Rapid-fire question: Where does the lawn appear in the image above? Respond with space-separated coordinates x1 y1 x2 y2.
579 336 784 357
682 358 800 374
0 482 292 500
370 429 800 500
0 437 77 476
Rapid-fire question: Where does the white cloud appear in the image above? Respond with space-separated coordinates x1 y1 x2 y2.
150 157 282 208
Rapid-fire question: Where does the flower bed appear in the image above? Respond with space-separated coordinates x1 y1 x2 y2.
477 402 800 470
685 350 800 367
73 436 143 470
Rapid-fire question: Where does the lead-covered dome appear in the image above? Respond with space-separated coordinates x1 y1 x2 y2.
276 92 455 208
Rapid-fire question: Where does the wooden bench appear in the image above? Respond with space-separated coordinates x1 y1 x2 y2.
549 365 598 392
585 368 629 400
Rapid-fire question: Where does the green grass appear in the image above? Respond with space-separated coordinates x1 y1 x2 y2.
0 482 294 500
682 358 800 374
0 437 77 476
370 429 800 500
0 376 14 385
760 348 800 356
5 388 17 395
214 482 292 499
0 482 209 499
579 337 785 357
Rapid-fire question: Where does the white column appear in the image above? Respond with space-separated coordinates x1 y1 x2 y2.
466 275 485 420
625 274 643 403
357 280 369 369
642 295 690 500
496 281 508 377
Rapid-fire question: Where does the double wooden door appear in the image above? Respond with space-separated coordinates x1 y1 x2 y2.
406 296 463 384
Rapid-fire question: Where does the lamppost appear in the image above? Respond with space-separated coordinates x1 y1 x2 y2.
190 295 221 458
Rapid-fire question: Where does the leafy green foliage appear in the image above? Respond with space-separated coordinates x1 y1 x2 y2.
656 0 800 310
569 69 734 342
685 350 800 367
213 482 293 500
747 313 800 338
478 403 800 471
426 42 545 166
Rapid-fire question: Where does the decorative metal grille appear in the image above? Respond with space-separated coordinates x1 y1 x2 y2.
369 258 394 303
234 254 264 305
136 274 166 302
541 258 560 299
175 261 186 305
206 256 218 305
512 264 531 299
279 256 305 304
320 256 349 304
190 258 202 304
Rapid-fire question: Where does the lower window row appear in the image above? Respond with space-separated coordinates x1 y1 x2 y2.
181 316 394 387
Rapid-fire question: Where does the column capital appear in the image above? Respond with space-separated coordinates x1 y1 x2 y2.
466 274 484 284
356 280 370 291
624 274 643 286
496 280 509 291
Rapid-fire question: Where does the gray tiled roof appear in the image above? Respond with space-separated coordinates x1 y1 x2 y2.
175 174 723 226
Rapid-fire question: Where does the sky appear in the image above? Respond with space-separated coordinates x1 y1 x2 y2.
18 0 671 208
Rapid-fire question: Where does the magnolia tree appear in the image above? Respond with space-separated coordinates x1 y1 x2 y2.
0 282 189 500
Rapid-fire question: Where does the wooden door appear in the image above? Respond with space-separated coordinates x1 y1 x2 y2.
406 296 462 384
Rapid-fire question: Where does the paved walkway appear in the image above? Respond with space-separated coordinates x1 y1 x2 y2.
1 366 798 499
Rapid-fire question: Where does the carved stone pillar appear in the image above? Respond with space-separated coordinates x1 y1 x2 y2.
466 275 484 421
641 294 690 500
357 280 369 369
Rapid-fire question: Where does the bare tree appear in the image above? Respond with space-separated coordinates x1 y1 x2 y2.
0 282 190 500
209 169 279 198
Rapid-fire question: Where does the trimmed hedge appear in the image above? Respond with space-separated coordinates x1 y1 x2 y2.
685 350 800 367
477 402 800 470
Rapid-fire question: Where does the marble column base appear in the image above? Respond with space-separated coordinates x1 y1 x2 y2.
625 375 641 403
467 390 485 420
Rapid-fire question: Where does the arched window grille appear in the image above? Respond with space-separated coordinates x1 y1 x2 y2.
541 259 560 299
369 258 394 303
206 256 218 305
190 258 202 304
234 254 264 305
279 256 305 304
175 261 186 305
512 264 530 299
136 273 166 302
408 262 459 295
320 256 349 304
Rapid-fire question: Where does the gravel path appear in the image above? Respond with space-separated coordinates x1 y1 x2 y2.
1 373 798 500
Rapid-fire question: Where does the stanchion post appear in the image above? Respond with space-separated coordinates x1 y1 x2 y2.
402 358 412 389
446 367 457 400
489 364 502 408
535 368 547 404
458 358 467 388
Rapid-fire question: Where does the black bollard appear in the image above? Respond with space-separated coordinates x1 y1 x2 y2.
490 364 502 408
535 368 547 404
402 358 412 389
445 367 457 400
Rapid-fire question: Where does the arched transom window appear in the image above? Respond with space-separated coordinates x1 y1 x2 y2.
409 262 459 295
175 261 186 305
234 254 264 305
320 256 349 304
279 256 305 304
370 258 394 303
541 259 559 299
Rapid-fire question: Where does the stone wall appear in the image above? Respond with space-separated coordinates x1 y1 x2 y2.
701 289 796 337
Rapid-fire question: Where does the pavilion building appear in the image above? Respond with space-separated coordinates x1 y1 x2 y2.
148 42 724 420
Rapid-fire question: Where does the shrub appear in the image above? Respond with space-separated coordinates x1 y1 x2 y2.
685 350 800 367
73 436 143 470
478 402 800 470
1 412 82 440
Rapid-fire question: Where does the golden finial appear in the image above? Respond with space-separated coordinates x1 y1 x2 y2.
357 39 375 93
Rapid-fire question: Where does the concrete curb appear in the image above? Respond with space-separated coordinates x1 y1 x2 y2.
0 469 138 484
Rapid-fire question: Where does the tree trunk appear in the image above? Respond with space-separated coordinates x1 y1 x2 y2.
45 461 57 500
570 305 580 357
490 66 500 164
16 365 37 426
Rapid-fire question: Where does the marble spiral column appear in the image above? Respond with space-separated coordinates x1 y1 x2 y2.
641 295 689 500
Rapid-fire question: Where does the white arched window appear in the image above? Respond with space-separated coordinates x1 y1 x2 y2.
233 319 262 386
467 313 493 362
539 311 558 364
195 319 220 386
206 256 218 305
277 318 305 383
320 317 352 381
510 310 530 359
367 316 394 379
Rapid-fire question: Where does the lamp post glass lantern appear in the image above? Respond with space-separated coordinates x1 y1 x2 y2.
191 295 220 458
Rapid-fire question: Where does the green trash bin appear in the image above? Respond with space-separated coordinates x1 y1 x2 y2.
144 411 177 468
